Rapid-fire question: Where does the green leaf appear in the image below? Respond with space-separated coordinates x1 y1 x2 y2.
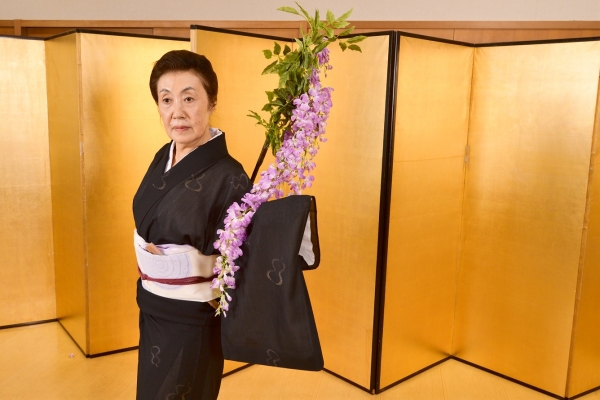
261 59 278 74
286 50 298 61
348 44 362 52
296 2 312 23
274 88 287 98
333 20 349 29
283 44 291 55
266 91 274 102
325 26 334 39
262 104 273 112
263 49 272 59
247 110 266 125
314 41 328 54
336 8 353 22
278 71 289 87
338 26 355 37
326 10 335 24
277 6 300 16
339 41 348 51
273 42 281 55
347 35 367 44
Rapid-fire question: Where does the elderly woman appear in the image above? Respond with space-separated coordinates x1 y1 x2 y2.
133 50 249 399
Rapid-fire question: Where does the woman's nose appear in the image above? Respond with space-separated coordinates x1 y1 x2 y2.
172 100 185 118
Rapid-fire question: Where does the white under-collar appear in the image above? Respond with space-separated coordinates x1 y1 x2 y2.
165 128 223 172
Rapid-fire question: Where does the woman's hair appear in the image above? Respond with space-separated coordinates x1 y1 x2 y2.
149 50 218 107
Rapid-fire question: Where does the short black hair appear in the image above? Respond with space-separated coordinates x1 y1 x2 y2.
149 50 218 107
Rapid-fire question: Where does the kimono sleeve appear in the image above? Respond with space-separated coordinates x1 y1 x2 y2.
200 160 250 255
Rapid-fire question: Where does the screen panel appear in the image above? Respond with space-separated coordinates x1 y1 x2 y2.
380 36 473 389
454 41 600 396
194 28 391 387
0 37 55 326
46 33 88 352
567 74 600 398
78 33 190 355
301 34 391 389
191 27 283 375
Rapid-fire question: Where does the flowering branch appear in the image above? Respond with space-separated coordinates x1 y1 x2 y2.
211 4 365 316
248 2 366 154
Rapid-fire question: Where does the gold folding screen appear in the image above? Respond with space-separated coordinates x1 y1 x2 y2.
454 41 600 396
0 37 55 326
380 36 473 389
3 27 600 398
47 31 189 355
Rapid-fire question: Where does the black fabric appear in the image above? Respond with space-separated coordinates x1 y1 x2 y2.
133 134 249 399
133 133 250 255
136 282 223 400
221 195 324 371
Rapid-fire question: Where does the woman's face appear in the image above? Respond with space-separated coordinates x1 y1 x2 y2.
156 70 214 149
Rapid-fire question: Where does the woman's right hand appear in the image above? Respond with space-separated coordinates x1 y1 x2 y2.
145 243 163 255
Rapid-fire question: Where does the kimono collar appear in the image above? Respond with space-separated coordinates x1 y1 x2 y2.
134 133 230 232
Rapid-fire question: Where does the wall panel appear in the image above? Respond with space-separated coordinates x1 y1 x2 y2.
46 33 87 351
47 31 190 355
301 34 391 389
0 37 55 326
191 28 281 374
568 75 600 398
380 36 473 389
193 28 391 388
454 41 600 396
77 33 190 355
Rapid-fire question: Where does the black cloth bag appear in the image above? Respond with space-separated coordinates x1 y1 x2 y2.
220 195 324 371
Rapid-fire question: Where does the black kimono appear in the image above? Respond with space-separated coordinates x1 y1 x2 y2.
133 133 249 400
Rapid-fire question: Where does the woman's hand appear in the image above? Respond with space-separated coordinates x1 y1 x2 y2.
145 243 163 255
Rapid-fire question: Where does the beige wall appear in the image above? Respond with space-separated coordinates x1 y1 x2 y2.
1 0 599 21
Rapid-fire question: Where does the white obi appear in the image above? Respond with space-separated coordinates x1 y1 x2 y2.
134 230 220 302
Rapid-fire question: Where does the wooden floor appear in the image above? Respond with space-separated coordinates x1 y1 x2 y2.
0 322 598 399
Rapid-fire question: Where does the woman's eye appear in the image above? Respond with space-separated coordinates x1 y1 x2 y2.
184 97 194 102
162 98 171 104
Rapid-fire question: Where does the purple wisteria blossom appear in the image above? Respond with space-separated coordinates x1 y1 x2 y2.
211 66 333 316
316 47 330 66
